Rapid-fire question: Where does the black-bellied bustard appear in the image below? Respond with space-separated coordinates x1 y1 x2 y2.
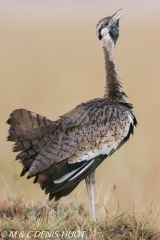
7 9 137 222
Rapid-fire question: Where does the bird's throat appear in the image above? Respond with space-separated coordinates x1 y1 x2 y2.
102 35 124 101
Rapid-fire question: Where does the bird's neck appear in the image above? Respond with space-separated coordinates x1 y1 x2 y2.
101 35 125 101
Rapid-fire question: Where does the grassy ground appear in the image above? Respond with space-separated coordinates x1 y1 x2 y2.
0 196 160 240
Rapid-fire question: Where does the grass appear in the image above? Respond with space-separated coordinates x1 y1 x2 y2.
0 195 160 240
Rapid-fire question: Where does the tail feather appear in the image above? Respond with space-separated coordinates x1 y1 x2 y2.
16 149 38 160
7 109 57 176
12 140 33 152
20 166 31 177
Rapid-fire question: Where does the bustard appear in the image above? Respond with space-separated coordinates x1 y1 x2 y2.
7 10 137 222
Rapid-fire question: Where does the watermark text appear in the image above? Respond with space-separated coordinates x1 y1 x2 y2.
1 230 86 238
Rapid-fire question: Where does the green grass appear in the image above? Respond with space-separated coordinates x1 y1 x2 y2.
0 196 160 240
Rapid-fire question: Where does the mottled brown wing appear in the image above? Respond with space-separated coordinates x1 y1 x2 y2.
28 128 82 177
7 109 58 176
28 98 136 177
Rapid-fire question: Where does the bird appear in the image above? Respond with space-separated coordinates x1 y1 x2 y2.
6 9 137 222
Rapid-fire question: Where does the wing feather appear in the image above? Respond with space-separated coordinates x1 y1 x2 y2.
28 98 136 178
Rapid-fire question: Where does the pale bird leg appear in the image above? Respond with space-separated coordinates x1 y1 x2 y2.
85 170 96 222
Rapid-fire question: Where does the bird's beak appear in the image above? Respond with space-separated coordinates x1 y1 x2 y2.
111 9 123 19
108 9 125 27
116 12 126 21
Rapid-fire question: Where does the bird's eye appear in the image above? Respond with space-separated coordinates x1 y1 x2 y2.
103 22 108 27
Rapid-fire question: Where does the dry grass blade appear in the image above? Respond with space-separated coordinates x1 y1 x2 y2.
0 196 160 240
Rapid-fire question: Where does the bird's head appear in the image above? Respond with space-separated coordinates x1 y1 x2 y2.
96 9 125 45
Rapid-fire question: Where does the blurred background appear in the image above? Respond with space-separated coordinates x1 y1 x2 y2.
1 0 160 219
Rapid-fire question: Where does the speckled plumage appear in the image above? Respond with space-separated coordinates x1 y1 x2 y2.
6 11 137 204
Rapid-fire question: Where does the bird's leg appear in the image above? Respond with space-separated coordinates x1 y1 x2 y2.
85 170 96 222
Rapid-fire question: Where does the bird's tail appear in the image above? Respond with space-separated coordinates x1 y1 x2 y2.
6 109 57 177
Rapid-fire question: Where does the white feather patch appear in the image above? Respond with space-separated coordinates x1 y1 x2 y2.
69 159 95 181
53 160 95 184
53 167 82 184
